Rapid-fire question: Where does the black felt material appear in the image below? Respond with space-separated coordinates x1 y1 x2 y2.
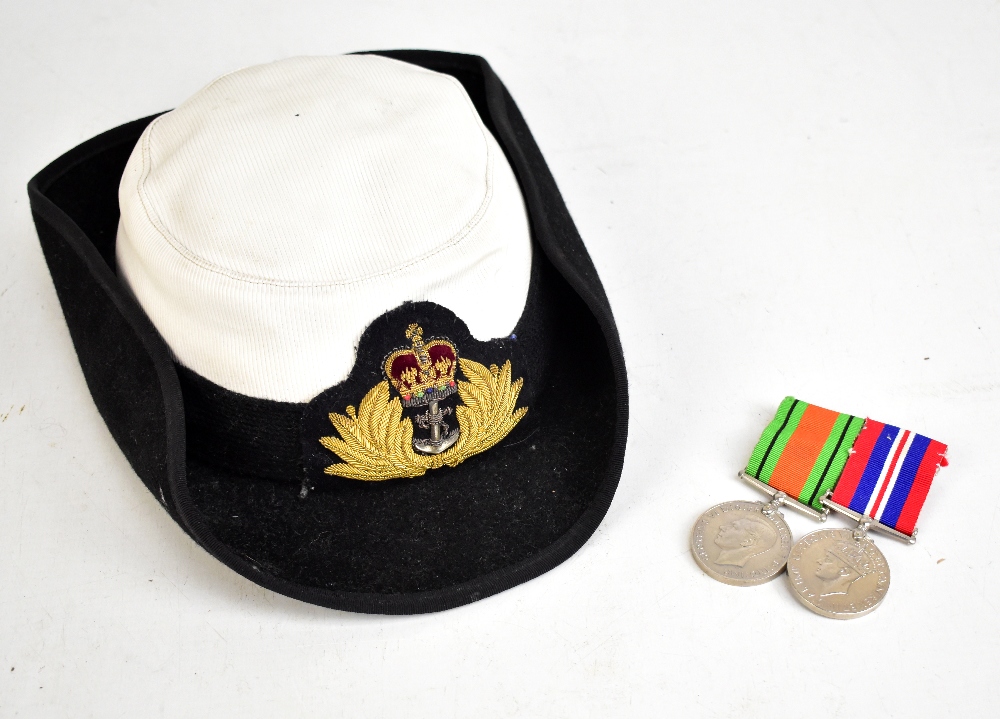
188 291 612 594
28 51 629 613
33 211 175 509
29 117 183 517
178 365 305 482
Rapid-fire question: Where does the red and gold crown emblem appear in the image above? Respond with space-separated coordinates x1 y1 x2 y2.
384 324 458 407
321 321 528 479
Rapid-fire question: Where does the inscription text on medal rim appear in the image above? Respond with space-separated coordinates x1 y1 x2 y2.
786 528 890 619
691 500 793 587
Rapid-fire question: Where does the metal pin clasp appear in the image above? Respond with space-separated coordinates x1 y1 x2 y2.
761 491 787 517
853 518 872 541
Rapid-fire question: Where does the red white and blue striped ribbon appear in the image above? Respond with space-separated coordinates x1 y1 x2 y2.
829 420 948 537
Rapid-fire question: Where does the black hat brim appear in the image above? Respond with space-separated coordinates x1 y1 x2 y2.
28 50 628 614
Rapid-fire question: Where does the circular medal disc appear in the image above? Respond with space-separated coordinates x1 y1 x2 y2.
786 528 890 619
691 500 793 586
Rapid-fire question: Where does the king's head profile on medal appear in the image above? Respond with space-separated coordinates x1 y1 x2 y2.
28 52 629 614
713 516 779 568
815 540 873 597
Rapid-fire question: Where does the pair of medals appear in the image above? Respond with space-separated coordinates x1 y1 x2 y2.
691 397 948 619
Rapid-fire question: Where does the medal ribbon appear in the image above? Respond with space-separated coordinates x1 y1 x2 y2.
746 396 864 510
830 420 948 537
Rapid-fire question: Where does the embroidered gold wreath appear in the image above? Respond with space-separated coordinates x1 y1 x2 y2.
320 358 527 481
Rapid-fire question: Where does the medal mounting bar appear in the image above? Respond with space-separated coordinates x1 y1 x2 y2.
820 492 918 545
737 470 829 522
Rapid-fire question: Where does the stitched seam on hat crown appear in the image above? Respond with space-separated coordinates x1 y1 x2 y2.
131 62 496 289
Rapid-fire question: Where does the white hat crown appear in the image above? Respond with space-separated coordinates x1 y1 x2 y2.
117 55 532 402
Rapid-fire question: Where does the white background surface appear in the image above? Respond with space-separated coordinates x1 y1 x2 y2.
2 2 998 717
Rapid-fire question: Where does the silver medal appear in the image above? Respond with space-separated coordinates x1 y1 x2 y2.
691 499 793 586
786 527 890 619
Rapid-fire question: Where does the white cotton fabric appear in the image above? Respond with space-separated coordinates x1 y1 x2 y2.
116 55 532 402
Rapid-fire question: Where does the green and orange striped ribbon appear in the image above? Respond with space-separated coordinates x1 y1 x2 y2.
746 397 864 510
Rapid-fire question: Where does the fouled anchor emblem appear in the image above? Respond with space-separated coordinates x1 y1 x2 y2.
384 324 461 454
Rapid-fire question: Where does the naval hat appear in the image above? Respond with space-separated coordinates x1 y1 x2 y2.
28 51 628 614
